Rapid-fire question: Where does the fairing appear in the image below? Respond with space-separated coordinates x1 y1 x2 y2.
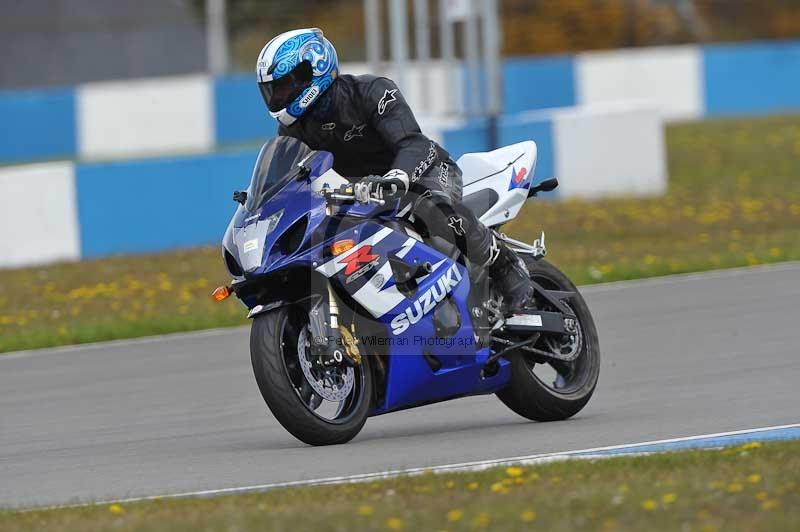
223 137 518 414
459 141 538 227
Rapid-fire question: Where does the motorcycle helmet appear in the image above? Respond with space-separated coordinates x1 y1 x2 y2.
256 28 339 127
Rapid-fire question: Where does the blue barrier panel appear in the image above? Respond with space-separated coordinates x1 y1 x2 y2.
500 112 555 188
442 119 490 160
214 73 278 145
704 40 800 116
503 55 576 113
0 87 76 162
76 149 258 257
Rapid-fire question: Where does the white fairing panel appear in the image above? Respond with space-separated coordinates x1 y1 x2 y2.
458 141 537 227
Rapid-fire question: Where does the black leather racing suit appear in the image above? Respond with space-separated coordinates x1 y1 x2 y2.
278 74 500 269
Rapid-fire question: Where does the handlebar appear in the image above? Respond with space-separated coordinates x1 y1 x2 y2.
321 185 386 206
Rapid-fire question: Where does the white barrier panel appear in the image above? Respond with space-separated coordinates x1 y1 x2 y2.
553 102 667 198
576 45 703 121
343 60 463 118
0 162 80 268
78 75 213 160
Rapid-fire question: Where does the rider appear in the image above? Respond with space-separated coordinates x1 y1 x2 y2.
256 28 533 312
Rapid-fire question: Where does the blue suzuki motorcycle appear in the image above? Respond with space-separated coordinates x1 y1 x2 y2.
219 136 600 445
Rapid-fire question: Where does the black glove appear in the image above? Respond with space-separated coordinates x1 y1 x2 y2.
354 170 409 203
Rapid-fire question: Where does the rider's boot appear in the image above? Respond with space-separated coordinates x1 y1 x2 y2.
488 236 534 315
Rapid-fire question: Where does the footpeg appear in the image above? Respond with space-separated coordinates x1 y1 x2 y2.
531 231 546 258
494 230 546 258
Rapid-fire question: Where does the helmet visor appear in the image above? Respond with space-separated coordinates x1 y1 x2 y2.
259 61 313 113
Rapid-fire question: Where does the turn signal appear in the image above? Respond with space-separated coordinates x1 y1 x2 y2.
212 286 231 302
331 239 355 256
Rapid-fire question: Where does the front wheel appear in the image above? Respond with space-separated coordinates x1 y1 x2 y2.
250 306 373 445
496 258 600 421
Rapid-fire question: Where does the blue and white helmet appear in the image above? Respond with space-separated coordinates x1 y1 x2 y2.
256 28 338 127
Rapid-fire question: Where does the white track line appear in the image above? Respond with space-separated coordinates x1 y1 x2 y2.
580 260 800 294
0 326 249 361
29 422 799 511
3 261 798 361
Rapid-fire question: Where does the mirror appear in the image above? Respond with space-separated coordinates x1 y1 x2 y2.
232 190 248 205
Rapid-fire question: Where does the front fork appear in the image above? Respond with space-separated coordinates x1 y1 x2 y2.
307 282 360 366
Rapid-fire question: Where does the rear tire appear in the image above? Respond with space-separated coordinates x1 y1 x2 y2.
496 259 600 421
250 306 372 445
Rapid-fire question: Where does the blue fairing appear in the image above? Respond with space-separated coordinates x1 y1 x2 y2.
225 137 512 414
295 219 513 412
222 144 331 279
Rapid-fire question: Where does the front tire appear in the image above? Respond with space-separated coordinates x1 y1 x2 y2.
250 306 372 445
496 258 600 421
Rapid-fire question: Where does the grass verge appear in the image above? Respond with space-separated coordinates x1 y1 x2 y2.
1 114 799 352
2 440 798 531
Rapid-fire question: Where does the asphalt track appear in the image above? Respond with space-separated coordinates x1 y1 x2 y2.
1 263 799 508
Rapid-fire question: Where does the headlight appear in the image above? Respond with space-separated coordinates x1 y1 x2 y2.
262 208 284 236
237 208 286 273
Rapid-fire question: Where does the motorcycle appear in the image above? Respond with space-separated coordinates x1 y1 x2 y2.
216 136 600 446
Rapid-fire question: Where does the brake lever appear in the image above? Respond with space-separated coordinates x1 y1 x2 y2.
320 185 353 203
327 193 356 202
320 186 385 206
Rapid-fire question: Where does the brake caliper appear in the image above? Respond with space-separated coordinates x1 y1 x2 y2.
339 325 362 366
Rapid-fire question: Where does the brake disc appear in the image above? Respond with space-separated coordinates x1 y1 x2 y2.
540 302 583 362
297 328 354 402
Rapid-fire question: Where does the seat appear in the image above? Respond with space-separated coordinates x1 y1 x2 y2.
461 188 499 218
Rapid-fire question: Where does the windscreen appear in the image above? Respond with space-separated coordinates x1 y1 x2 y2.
245 136 313 211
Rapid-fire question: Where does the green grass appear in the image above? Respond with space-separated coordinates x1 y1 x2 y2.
1 114 799 353
507 114 800 284
2 440 798 531
0 248 246 353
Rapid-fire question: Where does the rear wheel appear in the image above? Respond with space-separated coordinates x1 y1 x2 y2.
496 258 600 421
250 305 372 445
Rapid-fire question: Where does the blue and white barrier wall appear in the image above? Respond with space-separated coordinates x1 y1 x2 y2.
4 39 800 164
503 39 800 120
0 152 255 268
0 102 665 268
0 61 459 164
2 39 800 164
439 101 666 199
